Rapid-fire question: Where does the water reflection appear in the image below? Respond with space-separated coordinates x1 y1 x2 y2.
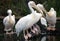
47 36 55 41
41 36 46 41
24 35 56 41
2 33 60 41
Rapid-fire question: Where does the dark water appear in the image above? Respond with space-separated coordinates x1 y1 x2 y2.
0 34 60 41
26 35 60 41
0 19 60 41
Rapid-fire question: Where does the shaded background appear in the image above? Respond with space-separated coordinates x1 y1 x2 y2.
0 0 60 16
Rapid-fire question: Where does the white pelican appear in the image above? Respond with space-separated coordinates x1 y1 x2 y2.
37 4 56 30
46 8 56 30
15 1 42 37
3 9 15 34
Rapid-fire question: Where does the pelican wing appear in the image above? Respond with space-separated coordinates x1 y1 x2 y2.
41 17 47 27
3 16 9 25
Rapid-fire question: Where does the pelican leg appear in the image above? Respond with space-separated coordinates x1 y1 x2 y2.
30 26 35 34
51 24 56 31
23 30 28 40
48 24 56 31
26 29 28 34
50 27 55 31
6 31 9 34
47 24 51 31
27 29 32 38
23 30 25 35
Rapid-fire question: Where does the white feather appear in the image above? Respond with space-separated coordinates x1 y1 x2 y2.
41 17 47 27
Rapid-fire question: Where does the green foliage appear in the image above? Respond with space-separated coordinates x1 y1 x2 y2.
0 0 60 17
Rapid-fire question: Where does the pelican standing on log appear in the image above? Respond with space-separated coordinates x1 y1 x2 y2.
3 9 15 34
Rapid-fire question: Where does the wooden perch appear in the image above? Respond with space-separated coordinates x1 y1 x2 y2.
0 16 60 20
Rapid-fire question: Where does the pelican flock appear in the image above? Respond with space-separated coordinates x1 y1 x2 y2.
2 0 57 40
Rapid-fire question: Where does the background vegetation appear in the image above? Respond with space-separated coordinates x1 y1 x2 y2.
0 0 60 17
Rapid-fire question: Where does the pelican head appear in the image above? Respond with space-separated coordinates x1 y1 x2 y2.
28 1 43 14
37 4 44 10
7 9 12 15
28 1 36 8
49 8 54 12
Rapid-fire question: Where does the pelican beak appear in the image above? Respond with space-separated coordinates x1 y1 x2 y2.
47 12 52 17
31 3 43 15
